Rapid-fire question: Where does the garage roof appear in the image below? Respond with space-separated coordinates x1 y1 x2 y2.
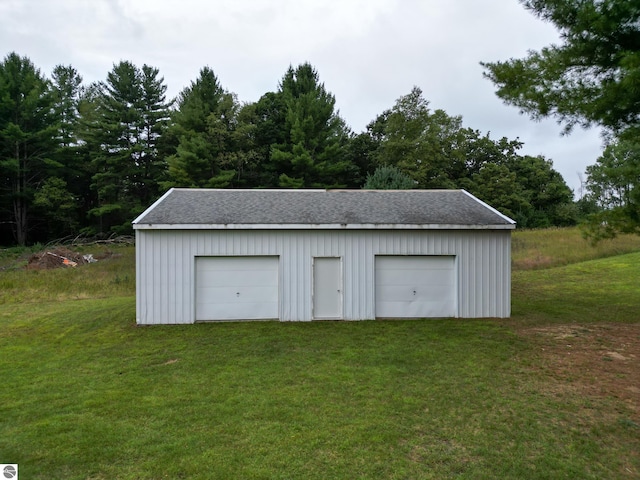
133 188 516 230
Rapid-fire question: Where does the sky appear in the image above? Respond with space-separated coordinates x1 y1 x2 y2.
1 0 603 196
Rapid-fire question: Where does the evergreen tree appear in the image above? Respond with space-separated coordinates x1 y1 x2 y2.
482 0 640 136
363 165 415 190
269 63 353 188
38 64 84 237
250 91 289 187
482 0 640 235
0 53 58 245
83 61 171 233
134 65 172 206
164 67 239 189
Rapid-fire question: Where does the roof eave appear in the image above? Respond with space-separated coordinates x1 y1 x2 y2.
133 223 516 231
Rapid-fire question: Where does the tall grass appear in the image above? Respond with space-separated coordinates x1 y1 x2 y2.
512 227 640 270
0 245 135 304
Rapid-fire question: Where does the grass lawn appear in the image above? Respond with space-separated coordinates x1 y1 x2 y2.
0 231 639 479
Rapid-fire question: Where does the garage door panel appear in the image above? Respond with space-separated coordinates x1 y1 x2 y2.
377 265 453 285
196 256 279 321
377 284 454 302
375 256 456 318
197 301 278 320
377 271 453 287
196 271 277 287
376 255 454 271
380 300 452 318
197 258 275 272
196 285 278 302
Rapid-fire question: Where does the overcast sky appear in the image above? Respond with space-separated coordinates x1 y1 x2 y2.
1 0 603 195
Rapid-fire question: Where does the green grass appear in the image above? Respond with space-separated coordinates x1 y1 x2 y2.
0 233 639 479
512 252 640 326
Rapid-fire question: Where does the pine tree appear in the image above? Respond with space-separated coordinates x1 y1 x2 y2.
82 61 171 234
36 64 85 237
0 53 58 245
269 63 352 188
164 67 239 188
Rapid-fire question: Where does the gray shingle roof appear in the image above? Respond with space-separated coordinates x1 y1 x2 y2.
133 188 515 228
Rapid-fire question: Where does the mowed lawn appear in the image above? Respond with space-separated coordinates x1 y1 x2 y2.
0 230 639 479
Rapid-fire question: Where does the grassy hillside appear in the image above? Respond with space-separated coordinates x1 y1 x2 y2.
0 230 638 479
512 227 640 270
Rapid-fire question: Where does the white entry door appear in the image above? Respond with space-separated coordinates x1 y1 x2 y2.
195 256 279 321
375 256 456 318
313 257 342 319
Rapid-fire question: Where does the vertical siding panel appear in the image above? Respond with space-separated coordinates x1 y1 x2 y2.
301 232 309 320
156 233 164 324
135 231 143 324
495 234 502 317
153 233 160 323
302 232 312 320
284 233 295 321
483 235 491 316
298 232 306 320
183 231 193 323
346 232 354 319
182 231 191 323
497 235 503 316
168 233 176 324
458 233 468 318
359 231 369 320
465 233 473 317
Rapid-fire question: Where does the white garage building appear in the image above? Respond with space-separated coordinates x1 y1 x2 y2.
133 188 515 324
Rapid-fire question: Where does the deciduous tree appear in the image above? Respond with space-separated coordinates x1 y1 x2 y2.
374 87 466 188
583 139 640 239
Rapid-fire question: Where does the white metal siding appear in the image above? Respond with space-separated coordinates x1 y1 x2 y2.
135 229 511 324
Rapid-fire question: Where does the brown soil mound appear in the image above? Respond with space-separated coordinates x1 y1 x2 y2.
26 247 88 270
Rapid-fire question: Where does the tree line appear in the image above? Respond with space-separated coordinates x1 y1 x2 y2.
1 53 584 246
483 0 639 241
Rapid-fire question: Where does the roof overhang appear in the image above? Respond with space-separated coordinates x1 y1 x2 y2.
133 223 516 231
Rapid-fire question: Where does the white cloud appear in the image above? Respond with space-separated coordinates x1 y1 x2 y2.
0 0 603 194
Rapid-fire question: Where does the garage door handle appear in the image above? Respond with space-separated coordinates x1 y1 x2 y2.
413 290 416 295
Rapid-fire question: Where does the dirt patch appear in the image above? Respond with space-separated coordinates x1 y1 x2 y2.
514 323 640 421
26 247 90 270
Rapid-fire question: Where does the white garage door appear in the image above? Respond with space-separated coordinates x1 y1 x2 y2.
195 256 279 321
375 256 456 318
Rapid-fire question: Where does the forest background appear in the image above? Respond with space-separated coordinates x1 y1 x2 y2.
0 55 596 246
